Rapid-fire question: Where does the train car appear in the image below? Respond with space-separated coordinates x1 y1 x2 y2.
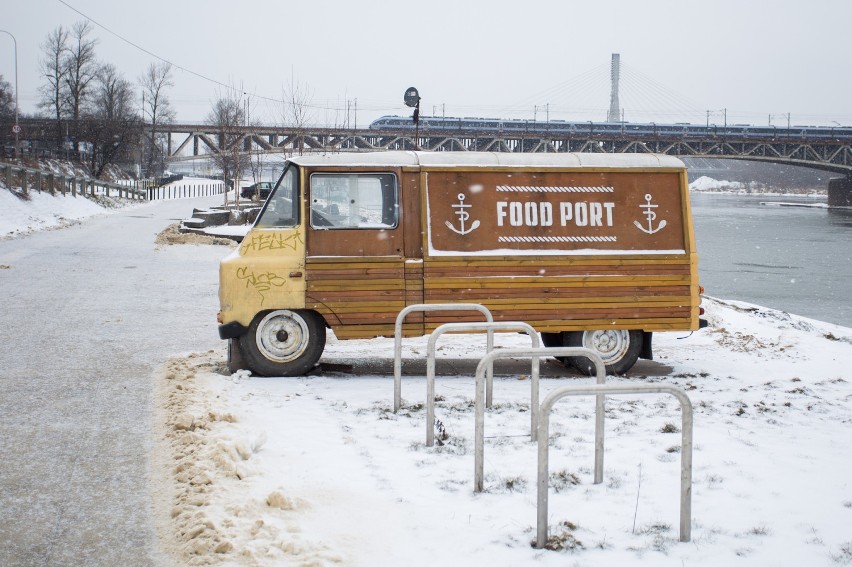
368 115 852 142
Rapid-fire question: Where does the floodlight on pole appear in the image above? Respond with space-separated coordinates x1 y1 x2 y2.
0 30 19 158
404 87 421 150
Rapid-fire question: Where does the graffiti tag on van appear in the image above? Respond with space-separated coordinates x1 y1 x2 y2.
236 267 287 306
240 231 304 254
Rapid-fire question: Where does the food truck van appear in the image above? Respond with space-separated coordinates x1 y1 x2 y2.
218 151 705 376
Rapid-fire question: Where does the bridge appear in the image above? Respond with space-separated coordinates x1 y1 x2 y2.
160 120 852 206
9 116 852 206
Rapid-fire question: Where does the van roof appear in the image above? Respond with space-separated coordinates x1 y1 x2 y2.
286 151 685 169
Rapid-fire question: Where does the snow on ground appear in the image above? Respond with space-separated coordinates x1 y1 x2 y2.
5 172 850 564
156 298 852 566
0 177 240 239
0 185 130 238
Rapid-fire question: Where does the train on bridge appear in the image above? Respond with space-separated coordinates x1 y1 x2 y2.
369 115 852 141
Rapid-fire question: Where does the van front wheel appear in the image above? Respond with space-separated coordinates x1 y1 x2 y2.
566 329 642 375
239 310 326 377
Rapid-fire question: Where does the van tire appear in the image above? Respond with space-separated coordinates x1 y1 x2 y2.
239 309 326 377
566 329 643 375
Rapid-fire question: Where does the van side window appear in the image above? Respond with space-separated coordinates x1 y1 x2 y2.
310 173 398 229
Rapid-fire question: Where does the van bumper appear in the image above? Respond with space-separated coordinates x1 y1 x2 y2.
219 321 248 340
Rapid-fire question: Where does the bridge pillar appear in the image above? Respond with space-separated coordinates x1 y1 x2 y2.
828 176 852 207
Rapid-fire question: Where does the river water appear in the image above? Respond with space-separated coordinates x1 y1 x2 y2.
690 193 852 328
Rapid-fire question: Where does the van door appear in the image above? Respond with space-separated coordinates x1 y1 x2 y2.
303 170 408 339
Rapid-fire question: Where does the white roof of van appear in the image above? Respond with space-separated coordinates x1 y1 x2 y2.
286 151 685 169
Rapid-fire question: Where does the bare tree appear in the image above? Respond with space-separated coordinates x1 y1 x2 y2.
206 91 249 206
139 61 175 177
281 76 313 156
37 25 70 150
64 21 99 151
0 74 13 119
82 63 140 177
0 74 14 153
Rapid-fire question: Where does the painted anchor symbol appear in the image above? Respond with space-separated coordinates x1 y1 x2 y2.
446 193 480 235
634 193 667 234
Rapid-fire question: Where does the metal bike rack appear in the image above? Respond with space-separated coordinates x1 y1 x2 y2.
393 303 493 413
425 321 540 447
473 347 606 493
535 383 693 547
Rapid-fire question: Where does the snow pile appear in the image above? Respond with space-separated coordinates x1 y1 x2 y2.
156 297 852 566
0 186 125 238
689 175 745 192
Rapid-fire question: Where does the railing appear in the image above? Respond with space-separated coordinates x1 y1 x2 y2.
393 303 494 413
425 321 540 447
1 162 226 201
138 179 225 200
1 162 145 200
535 383 693 546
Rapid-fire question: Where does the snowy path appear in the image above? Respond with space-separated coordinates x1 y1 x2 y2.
0 196 231 566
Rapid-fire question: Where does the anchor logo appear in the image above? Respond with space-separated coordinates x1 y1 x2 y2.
633 193 667 234
445 193 480 235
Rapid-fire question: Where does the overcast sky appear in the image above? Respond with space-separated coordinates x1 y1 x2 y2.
3 0 852 127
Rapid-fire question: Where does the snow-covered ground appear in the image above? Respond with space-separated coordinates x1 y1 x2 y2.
3 176 850 565
0 177 243 239
0 184 131 238
156 298 852 566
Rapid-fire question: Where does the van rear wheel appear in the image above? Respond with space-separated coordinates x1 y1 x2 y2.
239 309 326 377
566 329 642 375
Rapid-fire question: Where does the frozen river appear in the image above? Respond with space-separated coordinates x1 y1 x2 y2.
691 193 852 328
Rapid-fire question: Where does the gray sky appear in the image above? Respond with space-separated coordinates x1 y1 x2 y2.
3 0 852 127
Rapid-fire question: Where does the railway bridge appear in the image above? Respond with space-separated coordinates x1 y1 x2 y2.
160 121 852 206
9 117 852 206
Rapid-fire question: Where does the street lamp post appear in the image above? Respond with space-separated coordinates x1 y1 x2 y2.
0 30 19 159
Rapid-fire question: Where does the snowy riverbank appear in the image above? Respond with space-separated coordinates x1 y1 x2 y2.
156 297 852 566
3 175 850 565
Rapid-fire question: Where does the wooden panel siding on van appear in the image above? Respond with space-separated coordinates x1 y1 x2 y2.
217 151 705 376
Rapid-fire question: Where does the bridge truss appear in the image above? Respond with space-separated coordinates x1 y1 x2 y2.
163 123 852 174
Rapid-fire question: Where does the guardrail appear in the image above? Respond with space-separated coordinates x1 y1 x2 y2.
425 321 541 447
393 303 494 413
472 347 606 493
535 383 693 546
1 162 145 200
1 163 226 201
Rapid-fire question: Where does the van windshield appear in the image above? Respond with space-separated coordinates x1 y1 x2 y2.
255 165 300 228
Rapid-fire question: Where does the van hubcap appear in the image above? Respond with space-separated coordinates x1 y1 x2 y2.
582 330 630 363
256 310 309 362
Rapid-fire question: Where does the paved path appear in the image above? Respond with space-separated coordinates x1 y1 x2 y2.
0 197 228 566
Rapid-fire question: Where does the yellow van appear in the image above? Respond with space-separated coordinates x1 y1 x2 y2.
218 151 705 376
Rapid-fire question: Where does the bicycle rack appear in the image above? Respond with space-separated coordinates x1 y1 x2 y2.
393 303 493 413
473 347 606 493
535 383 694 547
425 321 540 447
